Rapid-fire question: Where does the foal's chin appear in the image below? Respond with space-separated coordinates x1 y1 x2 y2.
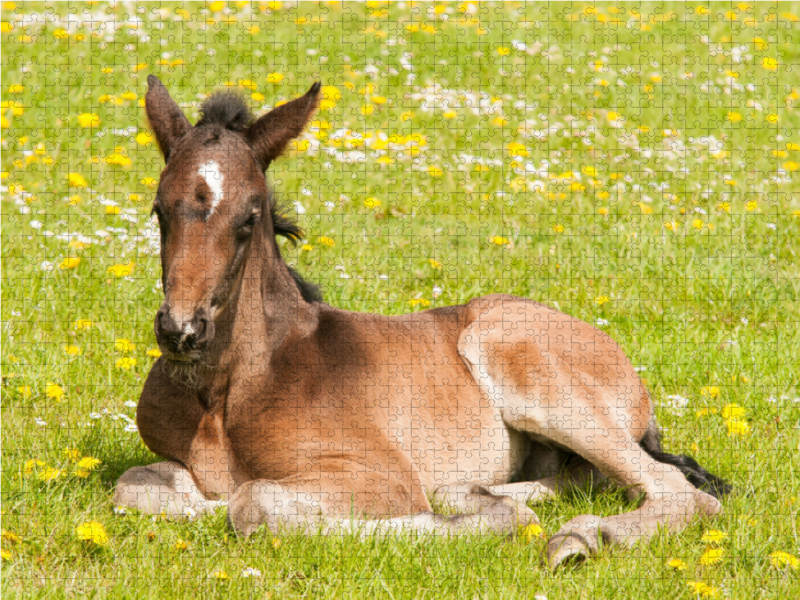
160 356 208 389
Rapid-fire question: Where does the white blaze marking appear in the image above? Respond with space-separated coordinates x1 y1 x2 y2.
198 160 224 218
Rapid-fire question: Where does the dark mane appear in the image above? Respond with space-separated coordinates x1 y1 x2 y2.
196 91 253 131
268 196 323 303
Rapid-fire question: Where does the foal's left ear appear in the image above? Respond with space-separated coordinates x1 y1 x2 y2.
244 82 321 170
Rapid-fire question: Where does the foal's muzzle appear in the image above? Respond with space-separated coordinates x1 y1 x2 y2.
154 305 214 360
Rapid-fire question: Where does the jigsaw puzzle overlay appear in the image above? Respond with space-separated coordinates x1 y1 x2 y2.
2 2 800 599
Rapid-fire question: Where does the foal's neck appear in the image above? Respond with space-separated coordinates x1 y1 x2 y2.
189 227 318 398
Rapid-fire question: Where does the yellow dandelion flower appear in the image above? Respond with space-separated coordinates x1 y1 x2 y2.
0 549 11 561
271 538 282 549
364 197 381 208
519 523 544 541
114 339 135 353
595 296 610 306
141 177 158 187
24 459 45 474
700 530 728 544
721 404 745 419
783 161 800 171
59 257 81 270
68 173 88 187
407 298 431 308
76 521 109 546
107 262 135 277
135 132 152 146
427 166 443 177
699 547 725 566
687 582 719 598
317 236 335 247
266 72 284 84
63 448 81 461
428 259 442 270
17 385 31 398
64 345 82 356
212 570 229 580
77 457 102 471
490 236 510 246
74 319 93 330
174 539 189 551
116 357 137 370
77 113 101 128
2 530 21 544
727 418 751 436
321 85 341 101
507 142 527 157
769 550 799 569
105 154 132 167
701 386 720 398
251 92 265 102
45 382 64 400
762 57 778 71
666 558 687 570
146 348 162 358
552 224 565 233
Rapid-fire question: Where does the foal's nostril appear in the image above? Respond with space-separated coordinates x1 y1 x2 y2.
155 306 213 355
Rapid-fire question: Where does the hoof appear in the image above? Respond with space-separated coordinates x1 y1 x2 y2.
695 490 723 517
547 533 590 569
226 482 265 537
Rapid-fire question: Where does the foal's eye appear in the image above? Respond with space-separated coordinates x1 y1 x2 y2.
237 213 259 238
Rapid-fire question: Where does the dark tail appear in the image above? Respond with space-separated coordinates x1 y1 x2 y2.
639 427 732 499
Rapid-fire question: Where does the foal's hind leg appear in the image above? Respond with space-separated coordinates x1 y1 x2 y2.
434 456 602 521
459 315 722 568
114 461 226 517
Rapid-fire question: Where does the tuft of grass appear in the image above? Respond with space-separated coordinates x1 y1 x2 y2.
2 2 800 598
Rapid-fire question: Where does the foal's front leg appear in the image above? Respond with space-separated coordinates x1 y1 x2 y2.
114 461 226 517
228 476 538 538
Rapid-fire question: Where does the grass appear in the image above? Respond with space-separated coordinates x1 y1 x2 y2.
2 1 800 598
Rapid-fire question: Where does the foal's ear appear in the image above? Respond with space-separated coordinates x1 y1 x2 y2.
244 82 321 170
145 75 193 162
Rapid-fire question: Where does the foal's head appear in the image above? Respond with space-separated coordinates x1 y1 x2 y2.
145 75 320 362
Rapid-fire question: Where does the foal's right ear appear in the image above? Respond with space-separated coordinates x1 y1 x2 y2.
244 82 321 171
145 75 193 162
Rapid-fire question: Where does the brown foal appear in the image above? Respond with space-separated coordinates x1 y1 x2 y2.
114 75 730 568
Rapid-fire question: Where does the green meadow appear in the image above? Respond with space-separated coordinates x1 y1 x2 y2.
2 1 800 598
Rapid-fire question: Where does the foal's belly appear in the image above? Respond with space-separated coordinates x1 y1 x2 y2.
384 394 526 490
